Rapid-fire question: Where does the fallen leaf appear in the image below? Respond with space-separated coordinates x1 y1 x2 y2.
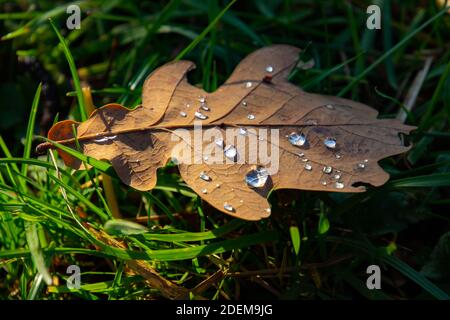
38 45 415 221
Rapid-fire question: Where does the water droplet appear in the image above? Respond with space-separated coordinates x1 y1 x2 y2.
200 104 210 111
201 188 207 194
297 152 305 157
258 136 264 141
324 137 336 149
306 119 318 125
215 183 221 188
335 154 342 159
364 159 369 163
179 111 187 117
94 135 117 143
288 132 306 146
203 156 209 161
245 81 252 88
224 203 234 212
245 167 269 188
301 158 309 162
265 208 271 214
247 114 255 120
325 104 334 110
335 182 344 189
198 97 206 103
215 138 224 148
334 174 341 180
304 163 312 171
195 111 208 120
224 145 238 160
186 103 190 108
199 171 211 181
242 101 247 106
240 199 244 203
323 166 332 174
239 127 248 135
265 65 274 73
358 163 366 169
321 181 327 186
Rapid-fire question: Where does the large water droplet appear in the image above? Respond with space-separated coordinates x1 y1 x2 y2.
245 167 269 188
323 166 332 174
324 137 336 149
195 111 208 120
239 127 248 135
247 114 255 120
224 203 234 212
288 132 306 146
335 182 344 189
199 171 211 181
224 145 238 160
265 65 274 73
215 138 224 148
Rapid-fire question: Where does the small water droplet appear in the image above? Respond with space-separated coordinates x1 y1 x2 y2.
199 171 211 181
324 137 336 149
265 65 274 73
224 145 238 160
94 135 117 143
198 97 206 103
335 154 342 159
247 114 255 120
306 119 318 125
242 101 247 106
203 156 209 161
358 163 366 169
301 158 309 162
288 132 306 147
304 163 312 171
323 166 332 174
215 183 221 188
224 203 234 212
201 188 207 194
195 111 208 120
200 104 210 111
179 111 187 117
239 127 248 135
334 174 341 180
364 159 369 163
297 152 305 157
325 104 334 110
258 136 264 141
245 81 252 88
240 199 244 203
215 138 224 148
245 167 269 188
321 181 327 186
265 208 271 214
335 182 344 189
186 103 190 108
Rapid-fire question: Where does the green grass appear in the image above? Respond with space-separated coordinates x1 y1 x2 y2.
0 0 449 300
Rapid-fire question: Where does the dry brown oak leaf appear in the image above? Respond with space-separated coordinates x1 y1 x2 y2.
43 45 415 221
